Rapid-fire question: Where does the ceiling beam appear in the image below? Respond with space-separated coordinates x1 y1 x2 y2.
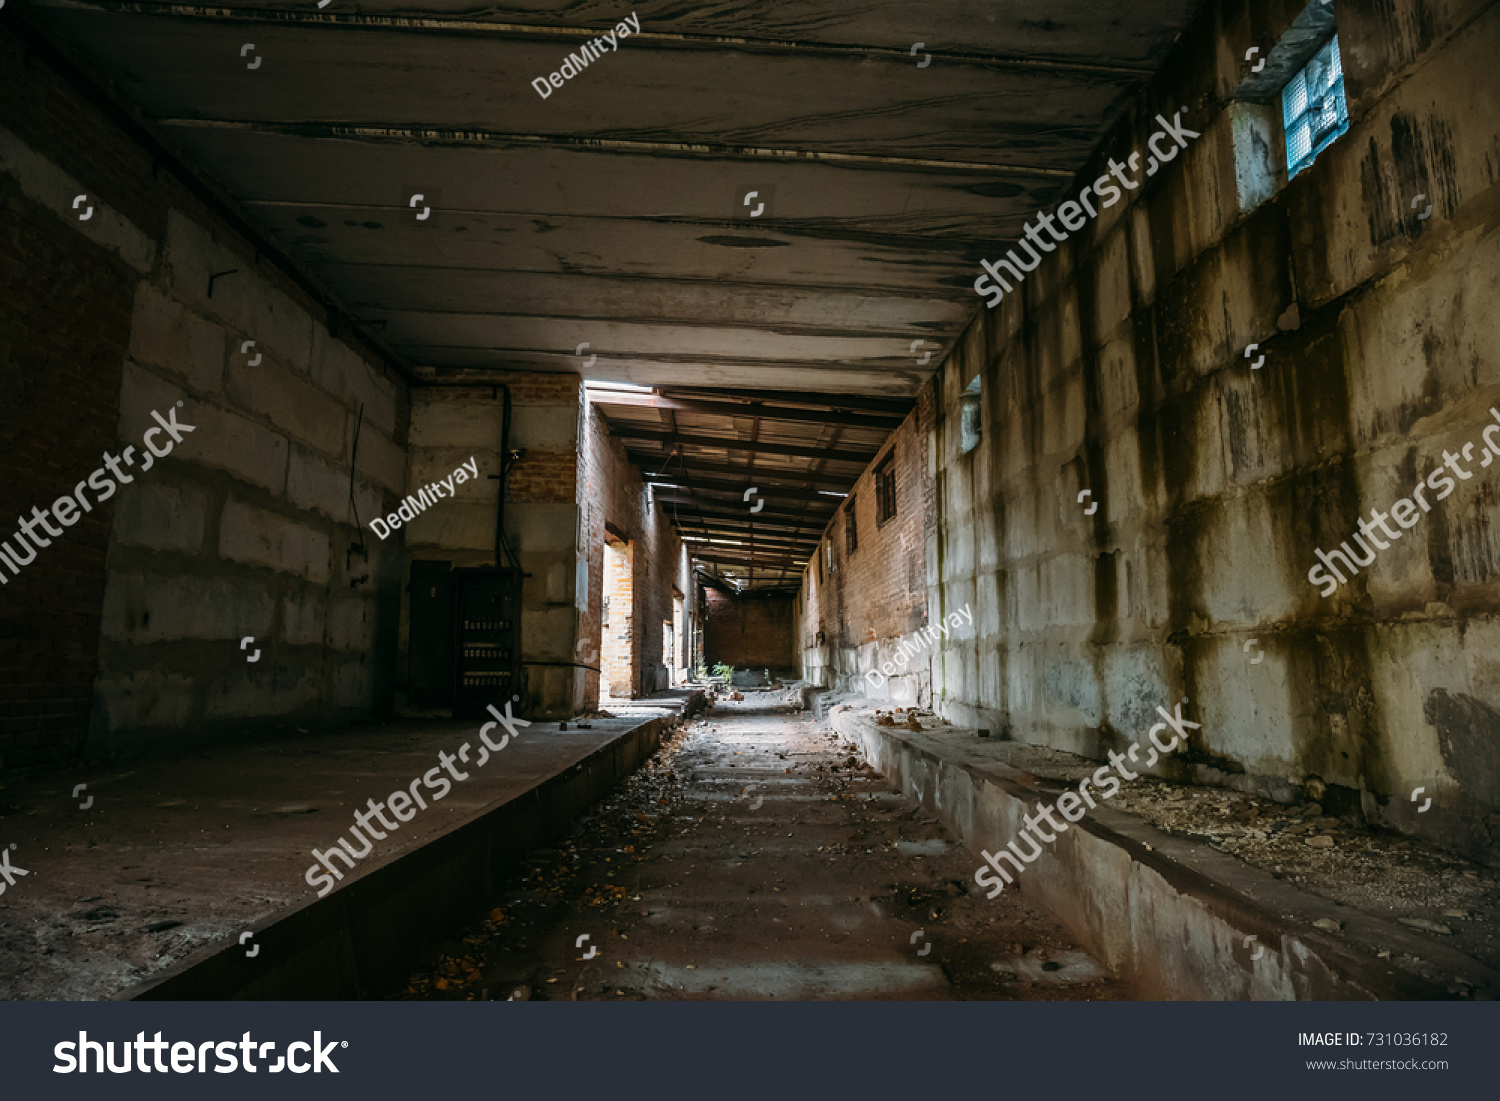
657 499 833 523
609 427 878 463
654 491 837 515
56 7 1152 79
662 510 830 535
590 390 903 431
649 474 846 503
658 386 916 417
631 452 857 490
677 521 822 543
682 532 821 552
654 498 834 528
691 549 811 569
156 117 1078 178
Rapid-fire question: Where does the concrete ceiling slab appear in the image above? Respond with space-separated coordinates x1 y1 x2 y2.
24 0 1198 582
27 0 1200 399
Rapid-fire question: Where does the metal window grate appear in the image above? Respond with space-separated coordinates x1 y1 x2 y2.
1283 35 1349 178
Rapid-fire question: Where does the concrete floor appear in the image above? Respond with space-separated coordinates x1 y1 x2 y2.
396 690 1132 1001
0 695 698 1000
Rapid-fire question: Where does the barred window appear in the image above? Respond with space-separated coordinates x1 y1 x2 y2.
1283 36 1349 179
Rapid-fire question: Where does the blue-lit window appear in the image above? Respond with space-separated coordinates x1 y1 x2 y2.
1282 36 1349 178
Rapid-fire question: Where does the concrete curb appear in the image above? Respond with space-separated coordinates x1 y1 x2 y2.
124 694 703 1000
826 703 1498 1000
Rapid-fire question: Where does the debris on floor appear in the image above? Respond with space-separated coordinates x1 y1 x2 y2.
394 696 1129 1001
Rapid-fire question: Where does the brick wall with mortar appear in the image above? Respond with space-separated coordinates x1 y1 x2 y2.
578 398 690 704
703 589 796 670
0 27 409 766
793 391 936 700
401 376 581 719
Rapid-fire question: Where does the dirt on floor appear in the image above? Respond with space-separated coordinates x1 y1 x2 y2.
394 690 1132 1001
866 709 1499 975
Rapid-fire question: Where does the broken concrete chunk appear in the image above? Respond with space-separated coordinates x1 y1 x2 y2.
1398 918 1453 935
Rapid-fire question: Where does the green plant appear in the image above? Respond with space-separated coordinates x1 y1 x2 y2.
695 661 708 680
712 662 736 681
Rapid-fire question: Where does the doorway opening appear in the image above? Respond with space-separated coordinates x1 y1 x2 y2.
671 591 686 684
601 536 633 700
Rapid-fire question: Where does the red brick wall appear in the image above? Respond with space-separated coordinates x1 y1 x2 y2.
795 387 936 679
703 590 795 669
1 24 409 762
0 170 133 769
0 26 160 768
507 449 577 504
577 400 687 703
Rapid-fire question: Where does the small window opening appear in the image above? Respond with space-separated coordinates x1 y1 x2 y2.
1283 35 1348 178
845 496 858 554
875 453 897 525
960 374 982 454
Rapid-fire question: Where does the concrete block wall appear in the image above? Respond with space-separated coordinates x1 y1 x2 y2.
793 390 936 699
0 28 409 763
401 375 582 719
915 0 1500 859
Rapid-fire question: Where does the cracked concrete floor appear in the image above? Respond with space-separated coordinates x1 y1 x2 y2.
396 692 1133 1001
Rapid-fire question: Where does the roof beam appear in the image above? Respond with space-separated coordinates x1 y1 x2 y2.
590 390 902 431
658 386 916 417
682 532 821 552
690 549 811 569
630 453 857 490
51 7 1152 80
609 427 877 464
663 511 829 536
649 474 845 503
656 498 831 528
654 491 836 515
678 522 822 544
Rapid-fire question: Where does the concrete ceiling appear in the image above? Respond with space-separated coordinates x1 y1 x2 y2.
28 0 1202 398
27 0 1203 589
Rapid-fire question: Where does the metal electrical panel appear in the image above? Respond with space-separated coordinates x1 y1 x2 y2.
408 560 454 709
453 566 523 719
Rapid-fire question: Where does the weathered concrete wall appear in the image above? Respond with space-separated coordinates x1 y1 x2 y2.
914 0 1500 859
402 375 582 718
0 28 408 759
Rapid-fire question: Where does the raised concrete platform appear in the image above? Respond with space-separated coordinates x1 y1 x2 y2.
822 699 1500 1001
0 689 702 1000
